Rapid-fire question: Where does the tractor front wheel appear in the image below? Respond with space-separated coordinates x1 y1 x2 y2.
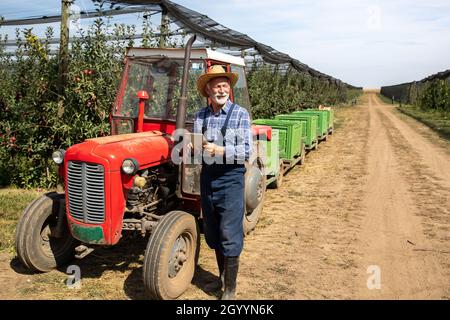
143 211 199 300
15 192 79 272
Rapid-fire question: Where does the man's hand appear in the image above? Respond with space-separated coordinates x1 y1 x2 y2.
203 143 225 157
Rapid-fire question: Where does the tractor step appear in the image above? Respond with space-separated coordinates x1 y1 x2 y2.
75 245 94 259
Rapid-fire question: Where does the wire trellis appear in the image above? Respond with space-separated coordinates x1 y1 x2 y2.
0 0 361 89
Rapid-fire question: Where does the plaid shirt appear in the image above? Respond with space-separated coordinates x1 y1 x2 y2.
193 100 252 163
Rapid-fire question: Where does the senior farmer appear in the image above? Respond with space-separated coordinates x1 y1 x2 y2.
193 65 252 300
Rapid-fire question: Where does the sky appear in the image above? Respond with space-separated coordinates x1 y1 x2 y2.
1 0 449 88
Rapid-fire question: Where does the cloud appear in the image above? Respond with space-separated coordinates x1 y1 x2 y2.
175 0 450 87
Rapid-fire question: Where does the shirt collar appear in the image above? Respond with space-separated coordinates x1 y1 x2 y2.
208 99 232 115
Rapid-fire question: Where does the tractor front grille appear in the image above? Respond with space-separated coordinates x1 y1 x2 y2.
67 161 105 224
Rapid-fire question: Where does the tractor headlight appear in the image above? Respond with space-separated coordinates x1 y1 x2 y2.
52 150 65 165
122 158 139 175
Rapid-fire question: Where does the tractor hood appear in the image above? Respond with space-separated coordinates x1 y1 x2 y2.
65 131 173 171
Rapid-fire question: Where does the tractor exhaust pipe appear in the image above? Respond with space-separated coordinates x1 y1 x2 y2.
176 34 197 132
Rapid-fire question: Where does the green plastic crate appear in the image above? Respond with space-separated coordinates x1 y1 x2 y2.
252 119 302 160
274 114 318 148
260 129 280 176
307 109 334 131
293 111 328 137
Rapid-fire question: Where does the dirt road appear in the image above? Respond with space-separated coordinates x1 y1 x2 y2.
357 93 450 299
1 92 449 299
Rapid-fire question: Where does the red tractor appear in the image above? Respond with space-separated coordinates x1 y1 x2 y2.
14 36 268 299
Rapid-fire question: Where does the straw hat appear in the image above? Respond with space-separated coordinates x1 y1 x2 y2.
197 65 239 97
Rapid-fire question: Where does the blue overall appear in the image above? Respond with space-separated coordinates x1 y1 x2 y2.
200 104 246 257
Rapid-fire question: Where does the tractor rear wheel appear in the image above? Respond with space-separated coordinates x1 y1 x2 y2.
15 192 79 272
143 210 199 300
243 160 266 235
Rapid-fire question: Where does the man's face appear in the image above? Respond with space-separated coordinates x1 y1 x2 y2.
206 77 231 106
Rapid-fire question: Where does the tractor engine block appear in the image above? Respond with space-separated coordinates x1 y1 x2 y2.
125 165 177 219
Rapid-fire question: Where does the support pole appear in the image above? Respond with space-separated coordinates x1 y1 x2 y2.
160 6 169 48
58 0 72 96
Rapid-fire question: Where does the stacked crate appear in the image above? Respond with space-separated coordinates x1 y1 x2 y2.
252 125 280 178
274 114 318 150
252 119 303 160
306 109 334 134
293 110 329 140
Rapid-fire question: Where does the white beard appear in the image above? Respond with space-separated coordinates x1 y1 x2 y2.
211 93 229 106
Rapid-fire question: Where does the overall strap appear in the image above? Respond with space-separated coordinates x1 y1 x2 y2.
220 103 236 137
201 107 209 135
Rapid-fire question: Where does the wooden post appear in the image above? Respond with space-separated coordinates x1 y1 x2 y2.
58 0 71 95
160 6 169 48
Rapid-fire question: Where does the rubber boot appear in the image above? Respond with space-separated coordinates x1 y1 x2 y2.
221 256 239 300
216 249 225 289
205 249 224 291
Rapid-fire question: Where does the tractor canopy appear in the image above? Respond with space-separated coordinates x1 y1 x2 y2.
111 48 251 135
